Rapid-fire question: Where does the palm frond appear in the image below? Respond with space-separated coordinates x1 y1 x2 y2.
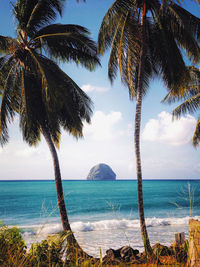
124 46 137 99
168 3 200 42
0 36 17 55
14 0 64 36
172 93 200 118
107 14 125 83
162 85 200 104
98 1 141 93
97 0 135 55
26 48 49 97
23 54 93 138
150 13 190 93
162 91 180 104
34 24 100 70
162 66 200 104
40 55 92 117
168 7 200 64
0 61 19 146
19 69 44 146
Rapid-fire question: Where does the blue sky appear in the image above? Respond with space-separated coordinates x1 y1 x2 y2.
0 0 200 180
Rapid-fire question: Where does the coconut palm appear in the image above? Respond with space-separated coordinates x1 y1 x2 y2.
0 0 99 259
98 0 200 257
163 66 200 147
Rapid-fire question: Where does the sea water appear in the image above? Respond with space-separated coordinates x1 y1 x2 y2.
0 180 200 256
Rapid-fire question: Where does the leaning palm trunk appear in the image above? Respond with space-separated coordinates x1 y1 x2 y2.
134 1 153 258
42 126 91 261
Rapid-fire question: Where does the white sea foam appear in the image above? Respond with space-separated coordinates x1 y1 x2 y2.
71 216 200 232
71 219 139 232
20 216 200 255
20 215 200 236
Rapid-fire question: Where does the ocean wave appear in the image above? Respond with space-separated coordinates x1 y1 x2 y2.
20 215 200 236
72 216 200 232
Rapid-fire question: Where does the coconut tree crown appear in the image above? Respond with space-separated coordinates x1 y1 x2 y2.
0 0 100 146
98 0 200 99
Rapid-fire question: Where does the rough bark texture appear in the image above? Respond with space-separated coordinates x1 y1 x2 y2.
41 125 91 261
134 1 153 258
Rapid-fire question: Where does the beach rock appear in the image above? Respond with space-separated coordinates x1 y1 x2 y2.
105 248 121 260
120 246 139 260
104 246 139 264
152 243 173 256
87 163 116 181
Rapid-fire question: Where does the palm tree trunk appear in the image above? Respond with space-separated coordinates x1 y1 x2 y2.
41 125 91 261
134 1 153 258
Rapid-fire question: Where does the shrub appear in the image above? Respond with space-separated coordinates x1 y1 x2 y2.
0 224 26 266
27 234 66 266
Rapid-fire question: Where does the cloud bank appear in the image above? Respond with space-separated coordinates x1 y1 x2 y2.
142 111 196 146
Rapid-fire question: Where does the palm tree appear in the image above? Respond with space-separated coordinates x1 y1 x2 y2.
0 0 99 260
163 66 200 147
98 0 200 257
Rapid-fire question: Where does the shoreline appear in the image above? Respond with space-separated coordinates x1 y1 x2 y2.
1 222 190 266
12 215 197 257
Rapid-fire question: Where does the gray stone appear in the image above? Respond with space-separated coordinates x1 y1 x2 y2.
87 163 116 181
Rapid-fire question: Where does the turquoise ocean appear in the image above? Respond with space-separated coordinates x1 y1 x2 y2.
0 180 200 256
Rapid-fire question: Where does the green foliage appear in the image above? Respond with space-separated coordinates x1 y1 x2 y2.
0 225 67 266
13 0 64 37
28 236 65 267
0 0 100 147
0 225 26 266
0 226 95 266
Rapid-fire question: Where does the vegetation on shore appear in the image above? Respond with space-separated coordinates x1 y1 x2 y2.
0 224 190 266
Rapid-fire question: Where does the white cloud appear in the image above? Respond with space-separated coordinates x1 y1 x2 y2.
142 111 196 146
83 111 123 141
81 84 109 93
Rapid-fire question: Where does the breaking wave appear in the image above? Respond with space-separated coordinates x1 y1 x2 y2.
20 215 200 236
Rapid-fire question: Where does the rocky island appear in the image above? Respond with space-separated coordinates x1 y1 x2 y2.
87 163 116 181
